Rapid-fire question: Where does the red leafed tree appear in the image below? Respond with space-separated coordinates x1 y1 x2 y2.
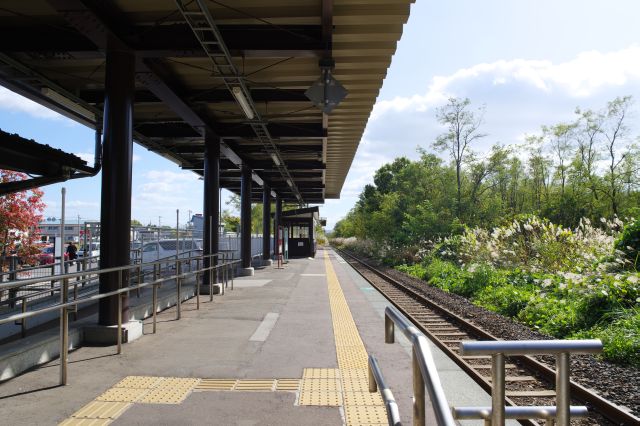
0 170 46 268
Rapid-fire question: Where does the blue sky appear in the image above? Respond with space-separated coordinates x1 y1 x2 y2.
2 0 640 229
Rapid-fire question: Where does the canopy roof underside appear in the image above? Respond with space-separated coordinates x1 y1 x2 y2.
0 0 413 203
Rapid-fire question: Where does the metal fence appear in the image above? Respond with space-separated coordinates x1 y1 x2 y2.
0 251 241 385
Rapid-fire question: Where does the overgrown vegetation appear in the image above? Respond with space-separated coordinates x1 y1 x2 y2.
331 96 640 366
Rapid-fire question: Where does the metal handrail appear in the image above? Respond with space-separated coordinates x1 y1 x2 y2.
368 355 402 426
0 252 222 292
384 305 456 426
0 253 224 325
454 340 602 426
0 252 235 385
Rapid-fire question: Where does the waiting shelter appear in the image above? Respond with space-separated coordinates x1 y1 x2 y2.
278 207 324 258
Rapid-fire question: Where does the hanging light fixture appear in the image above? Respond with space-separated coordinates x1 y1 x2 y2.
232 86 255 120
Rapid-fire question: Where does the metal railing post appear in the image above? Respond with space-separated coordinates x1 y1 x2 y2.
368 359 377 393
385 314 395 344
195 257 201 310
59 278 69 385
117 270 122 355
230 260 234 290
556 352 570 426
176 260 181 320
21 297 27 337
137 264 141 298
413 348 426 426
73 284 78 321
491 353 506 426
152 282 158 334
50 265 55 295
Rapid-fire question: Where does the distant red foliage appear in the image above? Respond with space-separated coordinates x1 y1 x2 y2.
0 170 46 267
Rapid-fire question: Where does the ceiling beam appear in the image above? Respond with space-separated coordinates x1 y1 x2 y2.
44 0 276 187
136 122 324 139
172 143 322 155
1 24 323 58
79 88 309 104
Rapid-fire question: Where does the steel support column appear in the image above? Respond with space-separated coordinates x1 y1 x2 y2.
240 165 252 269
310 217 315 256
262 184 271 261
98 40 134 325
274 194 282 258
203 132 220 286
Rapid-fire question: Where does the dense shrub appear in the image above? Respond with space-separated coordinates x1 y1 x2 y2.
517 295 586 337
396 263 428 280
473 282 536 317
615 218 640 269
349 215 640 366
574 309 640 366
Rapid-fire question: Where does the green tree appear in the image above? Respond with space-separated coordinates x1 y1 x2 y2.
433 97 487 218
601 96 633 215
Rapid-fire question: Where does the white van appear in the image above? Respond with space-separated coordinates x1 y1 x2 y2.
140 239 203 264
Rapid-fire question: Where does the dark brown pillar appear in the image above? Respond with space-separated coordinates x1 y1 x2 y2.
262 185 271 260
274 194 282 258
203 131 220 285
98 41 134 325
240 166 252 269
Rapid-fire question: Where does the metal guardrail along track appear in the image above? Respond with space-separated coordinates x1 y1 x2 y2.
335 248 640 426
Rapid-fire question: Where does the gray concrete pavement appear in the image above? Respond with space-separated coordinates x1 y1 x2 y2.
0 247 451 425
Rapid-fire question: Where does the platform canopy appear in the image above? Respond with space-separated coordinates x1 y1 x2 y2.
0 0 413 203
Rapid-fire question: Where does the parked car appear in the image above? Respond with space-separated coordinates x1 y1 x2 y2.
38 246 68 265
140 239 203 264
78 242 100 258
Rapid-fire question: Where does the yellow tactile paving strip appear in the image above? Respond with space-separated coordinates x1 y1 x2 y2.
60 249 387 426
320 250 387 426
195 378 301 392
59 377 200 425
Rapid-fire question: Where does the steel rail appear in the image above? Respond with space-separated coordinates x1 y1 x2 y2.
335 247 640 426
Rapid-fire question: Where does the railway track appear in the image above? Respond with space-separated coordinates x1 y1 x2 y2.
335 248 640 426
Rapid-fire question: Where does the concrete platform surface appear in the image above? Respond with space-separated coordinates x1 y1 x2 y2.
0 247 428 425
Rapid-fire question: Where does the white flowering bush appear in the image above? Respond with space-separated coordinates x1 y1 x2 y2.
454 215 621 274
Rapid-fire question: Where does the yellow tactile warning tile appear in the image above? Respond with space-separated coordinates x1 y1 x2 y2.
323 250 388 426
345 405 388 425
234 379 276 391
343 391 384 406
302 368 340 379
196 379 237 390
275 379 301 391
298 391 343 406
112 375 165 389
69 401 131 420
59 418 112 426
301 378 341 392
342 378 371 393
138 377 200 404
96 387 150 403
341 369 368 379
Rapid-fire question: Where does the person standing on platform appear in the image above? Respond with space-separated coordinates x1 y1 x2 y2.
66 242 78 262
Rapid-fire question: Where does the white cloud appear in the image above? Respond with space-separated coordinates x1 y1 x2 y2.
67 200 100 208
75 152 94 164
76 152 140 165
0 87 64 120
340 147 390 198
324 45 640 229
371 45 640 120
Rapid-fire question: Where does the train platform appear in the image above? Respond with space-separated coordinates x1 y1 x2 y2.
0 247 492 425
